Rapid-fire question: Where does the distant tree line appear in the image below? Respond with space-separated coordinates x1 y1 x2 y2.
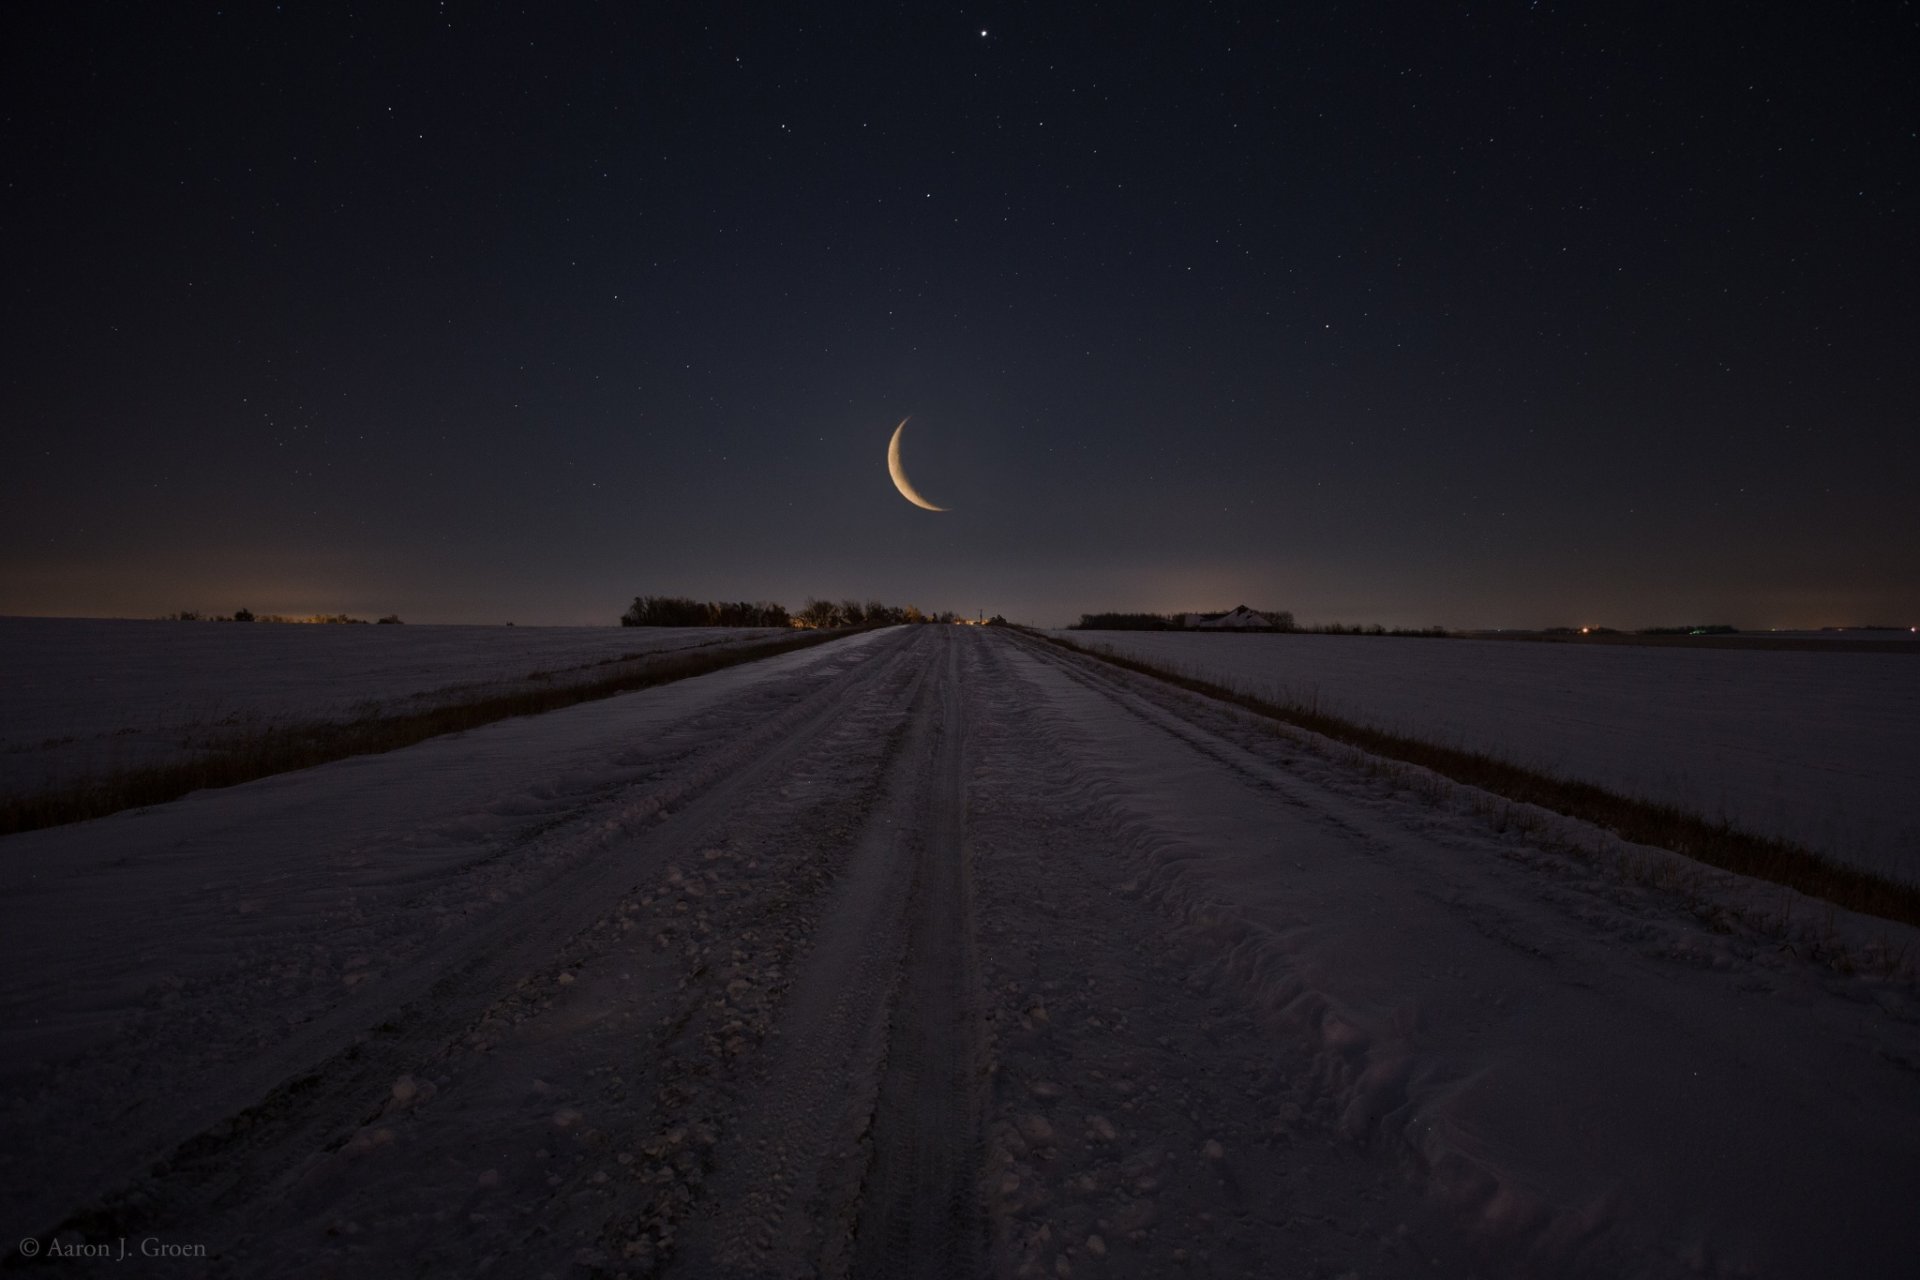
1310 622 1448 637
162 610 398 624
1071 611 1183 631
1069 609 1458 637
620 596 793 627
621 595 962 629
1636 624 1737 636
1069 608 1302 632
796 599 957 629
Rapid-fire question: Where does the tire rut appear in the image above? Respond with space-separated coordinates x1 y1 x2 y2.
848 629 985 1280
672 628 985 1279
29 632 920 1248
962 632 1456 1279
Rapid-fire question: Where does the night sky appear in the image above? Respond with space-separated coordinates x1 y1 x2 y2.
5 3 1915 629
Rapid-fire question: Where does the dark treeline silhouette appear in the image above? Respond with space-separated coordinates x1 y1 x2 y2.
1070 609 1302 632
797 599 957 628
621 595 955 629
162 610 380 624
1311 622 1449 637
621 597 792 628
1637 624 1737 636
1071 611 1183 631
1070 609 1450 637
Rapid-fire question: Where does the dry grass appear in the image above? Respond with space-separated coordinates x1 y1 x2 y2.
1 630 845 837
1032 630 1920 932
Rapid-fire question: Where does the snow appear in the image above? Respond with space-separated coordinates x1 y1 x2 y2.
989 632 1920 1276
0 617 785 796
0 627 899 1254
2 625 1916 1275
1053 630 1920 883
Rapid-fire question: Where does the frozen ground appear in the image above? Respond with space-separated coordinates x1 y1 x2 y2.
0 617 782 796
1054 630 1920 883
3 625 1916 1277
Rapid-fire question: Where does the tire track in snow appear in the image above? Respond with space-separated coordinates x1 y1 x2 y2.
672 627 984 1279
206 633 939 1276
12 631 918 1246
962 632 1452 1279
17 627 1916 1276
848 628 985 1279
992 629 1920 1277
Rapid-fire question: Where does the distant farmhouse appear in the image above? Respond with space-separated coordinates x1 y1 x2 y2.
1181 605 1277 629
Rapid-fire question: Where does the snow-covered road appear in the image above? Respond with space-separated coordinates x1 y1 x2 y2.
3 626 1915 1277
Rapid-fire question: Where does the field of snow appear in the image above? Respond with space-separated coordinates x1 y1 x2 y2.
1054 630 1920 883
0 617 784 796
3 625 1917 1276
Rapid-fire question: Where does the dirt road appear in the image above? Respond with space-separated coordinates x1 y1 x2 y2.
4 627 1916 1277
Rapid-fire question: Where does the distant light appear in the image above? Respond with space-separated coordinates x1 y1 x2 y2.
1580 626 1590 634
980 29 988 37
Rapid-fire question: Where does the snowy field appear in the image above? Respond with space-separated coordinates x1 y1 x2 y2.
1053 631 1920 883
0 617 784 796
2 625 1917 1277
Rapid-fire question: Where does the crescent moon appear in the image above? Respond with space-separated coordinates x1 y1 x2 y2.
887 417 949 512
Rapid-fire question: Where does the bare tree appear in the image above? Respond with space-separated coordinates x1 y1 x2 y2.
799 598 842 629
